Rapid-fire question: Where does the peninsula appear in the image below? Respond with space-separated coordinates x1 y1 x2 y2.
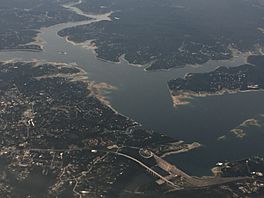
168 55 264 107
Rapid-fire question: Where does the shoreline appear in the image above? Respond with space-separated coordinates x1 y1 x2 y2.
0 48 42 53
61 31 254 73
62 33 253 73
0 58 132 123
59 1 255 73
0 1 135 128
59 6 255 73
160 142 202 158
169 88 264 108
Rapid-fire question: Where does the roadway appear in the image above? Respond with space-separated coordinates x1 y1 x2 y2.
19 147 251 190
152 153 250 188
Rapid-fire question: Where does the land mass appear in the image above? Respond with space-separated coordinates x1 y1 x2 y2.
168 55 264 107
0 61 203 197
58 0 264 70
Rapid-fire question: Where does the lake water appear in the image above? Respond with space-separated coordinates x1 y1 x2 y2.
1 10 263 178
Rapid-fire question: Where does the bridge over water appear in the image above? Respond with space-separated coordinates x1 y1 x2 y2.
116 149 250 190
152 152 250 188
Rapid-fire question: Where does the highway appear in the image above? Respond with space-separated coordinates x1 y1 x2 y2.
20 147 181 188
115 152 180 188
20 147 251 190
152 153 250 188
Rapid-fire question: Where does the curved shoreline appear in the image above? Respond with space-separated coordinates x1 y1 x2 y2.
62 31 252 73
0 1 137 127
58 2 259 73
